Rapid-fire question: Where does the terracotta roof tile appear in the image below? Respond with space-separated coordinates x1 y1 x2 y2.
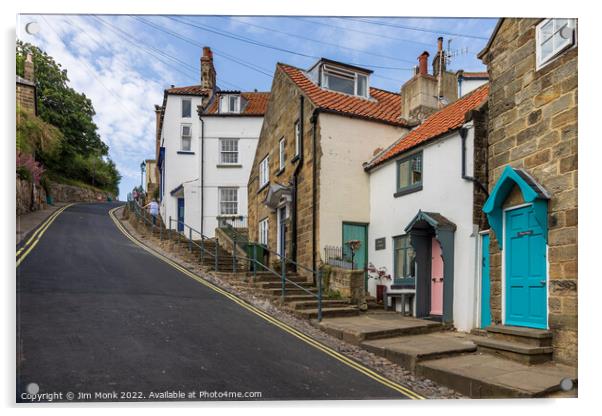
278 63 408 127
165 85 210 96
204 91 270 115
366 83 489 170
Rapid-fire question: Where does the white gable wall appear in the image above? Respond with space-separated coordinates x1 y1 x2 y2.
367 125 479 331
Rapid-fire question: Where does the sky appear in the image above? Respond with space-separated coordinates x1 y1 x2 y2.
16 14 498 199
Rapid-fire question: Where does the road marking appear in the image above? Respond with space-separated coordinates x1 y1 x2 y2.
109 206 425 400
16 204 75 268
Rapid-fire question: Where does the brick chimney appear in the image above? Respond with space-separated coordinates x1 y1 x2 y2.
418 51 429 76
200 47 216 91
24 52 34 82
400 38 457 122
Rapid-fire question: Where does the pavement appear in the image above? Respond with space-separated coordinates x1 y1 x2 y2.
16 202 69 245
16 203 414 402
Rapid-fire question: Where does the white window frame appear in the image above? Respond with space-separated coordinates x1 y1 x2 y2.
181 98 192 118
259 217 269 246
321 64 369 98
180 124 192 151
279 137 286 170
259 156 269 188
219 138 239 165
219 94 241 114
535 18 577 70
294 120 301 157
218 187 238 216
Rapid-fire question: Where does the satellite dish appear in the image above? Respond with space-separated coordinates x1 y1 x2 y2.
25 21 40 35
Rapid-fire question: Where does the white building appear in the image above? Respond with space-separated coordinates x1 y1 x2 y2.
156 47 269 237
457 70 489 97
363 84 489 332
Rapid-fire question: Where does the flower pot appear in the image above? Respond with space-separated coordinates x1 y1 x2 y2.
376 284 386 303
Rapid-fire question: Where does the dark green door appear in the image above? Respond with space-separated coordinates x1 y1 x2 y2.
342 222 368 287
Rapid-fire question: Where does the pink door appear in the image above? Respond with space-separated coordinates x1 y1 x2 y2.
430 238 444 315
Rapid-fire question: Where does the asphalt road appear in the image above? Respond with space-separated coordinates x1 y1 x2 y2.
16 203 410 402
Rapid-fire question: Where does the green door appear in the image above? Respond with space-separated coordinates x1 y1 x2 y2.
342 222 368 287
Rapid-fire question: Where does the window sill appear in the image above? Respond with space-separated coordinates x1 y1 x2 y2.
217 164 242 168
393 184 422 198
276 167 285 176
257 182 269 194
177 151 195 155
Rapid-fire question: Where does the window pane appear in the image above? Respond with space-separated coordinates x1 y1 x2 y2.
182 99 191 118
411 156 422 183
182 125 191 136
357 75 367 97
398 160 410 188
181 137 191 151
541 37 554 60
326 73 355 95
229 96 238 112
540 19 554 42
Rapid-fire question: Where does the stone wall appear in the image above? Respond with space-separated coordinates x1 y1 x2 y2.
481 18 577 364
17 177 115 215
16 82 36 115
323 265 366 306
248 67 319 279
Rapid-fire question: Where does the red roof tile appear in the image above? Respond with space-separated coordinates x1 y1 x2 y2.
165 85 210 96
278 63 408 127
205 91 270 116
366 83 489 170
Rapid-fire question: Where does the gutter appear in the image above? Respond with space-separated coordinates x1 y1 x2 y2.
311 108 319 274
200 115 205 236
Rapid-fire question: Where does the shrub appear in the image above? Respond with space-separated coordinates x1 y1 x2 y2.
16 152 45 184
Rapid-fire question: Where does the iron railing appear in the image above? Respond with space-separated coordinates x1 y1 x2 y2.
324 245 356 270
126 198 323 320
217 215 248 230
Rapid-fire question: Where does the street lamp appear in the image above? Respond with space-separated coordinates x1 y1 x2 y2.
140 161 146 189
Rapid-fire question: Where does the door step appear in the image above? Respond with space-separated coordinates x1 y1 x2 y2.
287 299 351 310
476 325 554 364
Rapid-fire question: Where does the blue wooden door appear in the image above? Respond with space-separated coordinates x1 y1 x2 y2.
505 205 547 329
481 233 491 329
177 198 185 232
342 222 368 288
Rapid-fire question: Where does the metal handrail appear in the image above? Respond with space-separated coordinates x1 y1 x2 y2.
127 197 323 320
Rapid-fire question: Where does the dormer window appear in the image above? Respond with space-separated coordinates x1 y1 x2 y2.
321 64 369 98
219 94 241 113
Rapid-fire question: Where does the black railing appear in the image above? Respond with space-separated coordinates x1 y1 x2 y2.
217 215 248 230
127 198 323 320
324 245 356 270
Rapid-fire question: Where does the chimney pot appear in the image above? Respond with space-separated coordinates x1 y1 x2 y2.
417 51 429 76
437 36 443 52
203 46 213 59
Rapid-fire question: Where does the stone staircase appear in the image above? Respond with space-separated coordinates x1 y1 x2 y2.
167 233 247 272
474 325 554 365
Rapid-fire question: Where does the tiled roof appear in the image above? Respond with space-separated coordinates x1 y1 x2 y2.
460 71 489 79
278 63 408 127
365 83 489 170
205 91 270 116
165 85 210 96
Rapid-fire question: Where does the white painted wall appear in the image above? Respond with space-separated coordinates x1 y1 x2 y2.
458 77 488 97
367 124 479 332
318 113 407 253
159 92 261 237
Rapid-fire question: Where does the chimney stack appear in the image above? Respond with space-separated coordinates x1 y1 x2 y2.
24 52 34 82
200 46 216 91
154 105 163 161
418 51 429 76
433 37 447 75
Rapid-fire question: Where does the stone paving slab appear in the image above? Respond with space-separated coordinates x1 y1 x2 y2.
361 333 477 371
416 353 577 398
316 312 442 345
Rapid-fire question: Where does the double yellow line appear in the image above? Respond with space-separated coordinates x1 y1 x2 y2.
109 206 424 400
16 203 75 268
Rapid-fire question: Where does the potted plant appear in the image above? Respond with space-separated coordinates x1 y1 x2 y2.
367 263 391 303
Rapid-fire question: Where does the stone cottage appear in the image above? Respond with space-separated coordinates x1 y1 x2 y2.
247 58 411 276
478 18 577 364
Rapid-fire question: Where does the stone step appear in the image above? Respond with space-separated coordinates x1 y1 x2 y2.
291 306 360 319
254 281 314 290
245 272 304 283
287 299 351 310
474 337 553 365
280 294 322 302
361 333 477 372
262 287 318 297
415 354 577 399
485 325 553 347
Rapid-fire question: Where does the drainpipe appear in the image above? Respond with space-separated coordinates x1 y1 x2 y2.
310 108 319 275
200 116 205 236
460 126 489 196
291 95 304 265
